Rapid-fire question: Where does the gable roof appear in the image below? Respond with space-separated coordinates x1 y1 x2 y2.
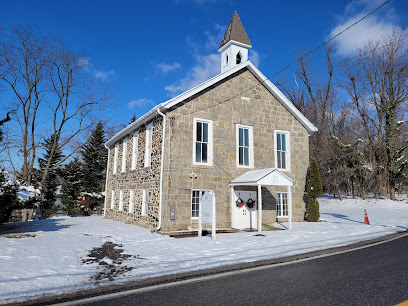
218 11 252 51
105 60 318 148
229 168 293 187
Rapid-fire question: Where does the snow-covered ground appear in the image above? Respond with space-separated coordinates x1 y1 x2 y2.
1 196 407 303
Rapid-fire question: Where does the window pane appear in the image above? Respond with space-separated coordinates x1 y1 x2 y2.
244 129 249 147
282 134 286 151
244 147 249 166
239 147 243 165
239 128 243 146
196 143 202 163
277 134 281 151
277 152 282 168
282 152 286 169
203 123 208 143
202 143 208 163
197 122 202 142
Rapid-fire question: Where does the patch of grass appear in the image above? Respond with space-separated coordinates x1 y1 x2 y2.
1 233 36 238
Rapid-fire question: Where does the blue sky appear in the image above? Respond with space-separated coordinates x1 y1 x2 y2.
1 0 408 128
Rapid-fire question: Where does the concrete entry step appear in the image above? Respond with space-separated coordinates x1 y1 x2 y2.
160 225 284 238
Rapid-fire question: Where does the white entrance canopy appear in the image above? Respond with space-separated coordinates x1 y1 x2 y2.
229 168 293 187
229 168 294 231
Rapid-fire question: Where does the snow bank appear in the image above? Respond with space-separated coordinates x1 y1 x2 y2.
0 196 407 303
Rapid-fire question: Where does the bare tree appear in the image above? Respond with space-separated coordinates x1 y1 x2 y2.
0 26 114 186
342 29 408 200
0 25 47 184
39 39 113 186
277 45 356 198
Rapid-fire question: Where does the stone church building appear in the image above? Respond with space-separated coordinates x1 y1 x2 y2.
103 12 317 232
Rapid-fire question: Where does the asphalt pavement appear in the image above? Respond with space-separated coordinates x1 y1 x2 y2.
50 233 408 306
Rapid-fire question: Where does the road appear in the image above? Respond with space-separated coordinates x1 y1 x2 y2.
55 234 408 306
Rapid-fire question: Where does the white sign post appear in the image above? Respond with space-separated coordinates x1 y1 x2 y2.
200 191 216 241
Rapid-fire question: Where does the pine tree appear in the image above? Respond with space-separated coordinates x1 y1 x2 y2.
81 122 107 208
60 158 83 216
38 135 64 218
305 158 323 222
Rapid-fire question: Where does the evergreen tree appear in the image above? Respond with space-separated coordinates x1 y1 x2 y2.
81 122 107 208
305 159 323 222
60 158 83 216
38 135 64 218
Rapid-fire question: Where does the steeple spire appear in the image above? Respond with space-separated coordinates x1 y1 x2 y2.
218 12 252 73
218 12 252 51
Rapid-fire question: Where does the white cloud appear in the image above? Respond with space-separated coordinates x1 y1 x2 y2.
249 49 260 67
330 0 405 55
165 53 220 96
78 57 91 67
94 69 116 81
204 24 226 51
128 98 155 109
155 62 181 73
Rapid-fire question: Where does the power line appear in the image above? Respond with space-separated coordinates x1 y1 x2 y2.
175 0 392 118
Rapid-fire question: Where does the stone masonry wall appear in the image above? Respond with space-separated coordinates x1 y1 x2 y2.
160 68 310 231
104 116 163 229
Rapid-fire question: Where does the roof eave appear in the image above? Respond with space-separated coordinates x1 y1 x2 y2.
105 104 163 149
218 40 252 53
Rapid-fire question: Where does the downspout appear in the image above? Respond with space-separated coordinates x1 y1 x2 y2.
156 107 166 231
103 146 111 217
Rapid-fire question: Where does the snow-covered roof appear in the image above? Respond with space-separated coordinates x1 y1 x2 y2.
229 168 293 187
105 60 318 148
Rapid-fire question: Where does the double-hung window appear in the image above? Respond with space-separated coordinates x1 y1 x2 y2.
131 131 139 170
275 131 290 171
113 143 119 175
191 190 205 218
193 118 213 166
236 125 253 168
144 123 153 167
141 188 149 216
119 189 124 211
110 190 115 210
121 138 127 173
129 189 135 213
276 193 288 217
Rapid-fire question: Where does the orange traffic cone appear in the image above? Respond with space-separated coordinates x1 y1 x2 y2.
364 209 370 225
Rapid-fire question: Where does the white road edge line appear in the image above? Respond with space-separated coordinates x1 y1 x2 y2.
53 232 408 306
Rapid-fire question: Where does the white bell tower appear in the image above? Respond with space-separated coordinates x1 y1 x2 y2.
218 12 252 74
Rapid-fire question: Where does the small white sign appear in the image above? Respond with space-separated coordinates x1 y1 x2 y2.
201 191 212 224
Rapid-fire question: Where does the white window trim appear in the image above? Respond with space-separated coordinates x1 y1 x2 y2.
274 130 291 172
129 189 135 213
192 118 213 166
141 188 149 216
119 189 124 211
121 138 127 173
110 190 115 210
236 124 254 168
144 123 153 168
191 189 211 220
276 192 289 217
113 143 119 175
131 131 139 171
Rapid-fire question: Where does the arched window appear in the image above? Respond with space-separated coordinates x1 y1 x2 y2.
236 52 241 64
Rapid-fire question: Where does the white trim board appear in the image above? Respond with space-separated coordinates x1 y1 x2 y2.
105 60 317 148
